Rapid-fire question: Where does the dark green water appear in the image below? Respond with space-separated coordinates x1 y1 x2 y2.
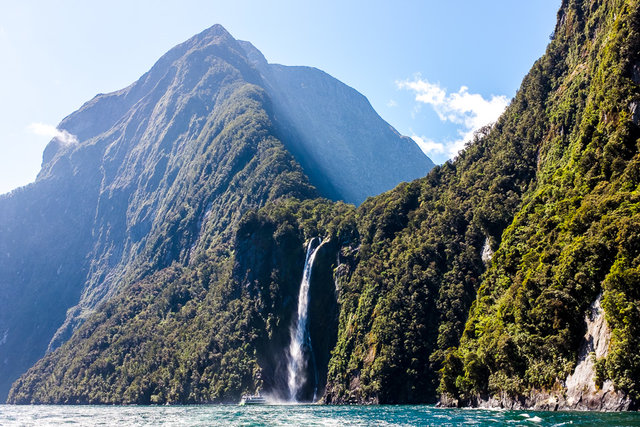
1 404 639 426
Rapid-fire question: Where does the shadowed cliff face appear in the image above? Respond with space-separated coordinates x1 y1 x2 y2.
306 241 341 401
1 25 302 402
228 204 345 402
0 179 96 402
239 40 434 206
230 211 305 401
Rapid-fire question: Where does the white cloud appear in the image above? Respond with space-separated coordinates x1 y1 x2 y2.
410 135 445 155
398 77 509 159
400 79 446 106
387 99 398 108
28 123 78 146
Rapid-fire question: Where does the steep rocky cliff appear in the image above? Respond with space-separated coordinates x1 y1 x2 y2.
438 0 640 410
8 0 640 409
318 0 640 409
1 25 430 402
239 40 432 205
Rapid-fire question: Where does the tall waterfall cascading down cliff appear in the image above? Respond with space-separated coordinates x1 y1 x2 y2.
286 238 324 402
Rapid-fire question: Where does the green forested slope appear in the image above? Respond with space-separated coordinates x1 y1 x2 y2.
8 0 640 408
7 85 319 404
8 198 356 404
2 23 430 403
440 0 640 405
323 69 548 403
321 0 640 406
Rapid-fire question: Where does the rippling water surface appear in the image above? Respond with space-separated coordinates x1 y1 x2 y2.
1 404 639 426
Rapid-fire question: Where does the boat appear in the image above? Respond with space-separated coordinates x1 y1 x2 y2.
239 394 267 405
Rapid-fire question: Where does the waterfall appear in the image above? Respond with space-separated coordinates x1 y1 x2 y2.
286 237 324 402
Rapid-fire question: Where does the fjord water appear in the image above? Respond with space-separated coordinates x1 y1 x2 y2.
1 405 639 426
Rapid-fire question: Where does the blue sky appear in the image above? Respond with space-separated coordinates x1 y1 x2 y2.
0 1 560 195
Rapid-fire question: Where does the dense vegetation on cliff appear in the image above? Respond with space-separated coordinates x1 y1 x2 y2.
9 198 356 404
7 0 640 408
324 0 640 406
1 24 429 403
323 55 547 404
440 0 640 404
6 77 319 405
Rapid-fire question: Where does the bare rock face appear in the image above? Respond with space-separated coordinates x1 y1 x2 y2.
456 295 633 411
630 101 640 126
562 294 630 410
481 237 493 264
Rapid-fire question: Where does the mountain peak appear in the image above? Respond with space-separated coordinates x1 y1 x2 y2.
0 20 434 403
177 23 241 54
195 24 235 44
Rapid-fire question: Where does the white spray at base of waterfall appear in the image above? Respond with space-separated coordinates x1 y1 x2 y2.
286 237 324 402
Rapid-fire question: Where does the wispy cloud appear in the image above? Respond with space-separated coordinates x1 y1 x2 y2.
387 99 398 108
398 77 509 159
28 123 78 146
409 135 445 155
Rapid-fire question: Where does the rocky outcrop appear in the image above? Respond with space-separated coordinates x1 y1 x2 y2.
563 295 630 411
441 295 633 411
447 389 631 412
